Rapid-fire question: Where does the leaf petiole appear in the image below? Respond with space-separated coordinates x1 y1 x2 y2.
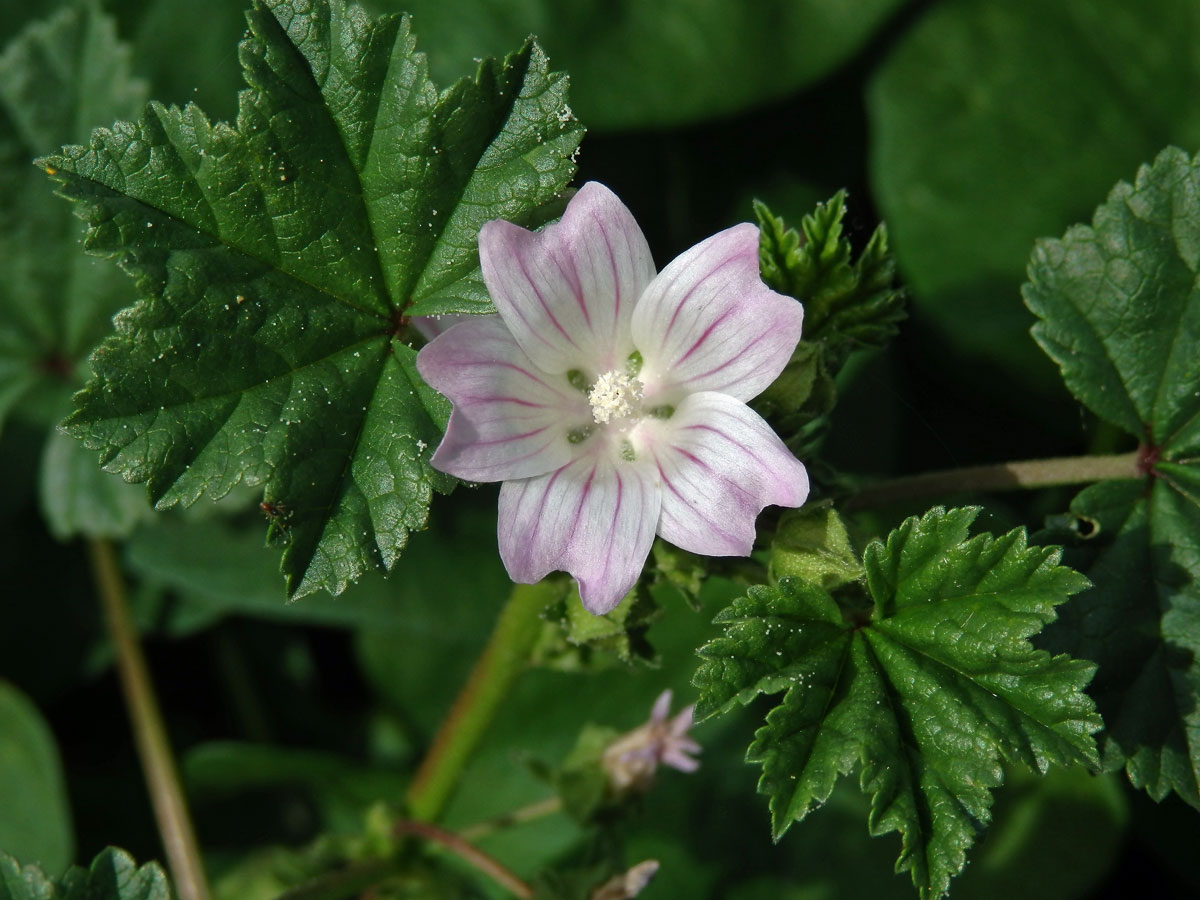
845 450 1140 511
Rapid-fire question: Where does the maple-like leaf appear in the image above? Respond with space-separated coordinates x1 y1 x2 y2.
43 0 583 596
695 507 1101 900
1025 145 1200 809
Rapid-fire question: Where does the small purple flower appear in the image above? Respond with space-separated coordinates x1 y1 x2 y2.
602 689 701 793
416 182 808 613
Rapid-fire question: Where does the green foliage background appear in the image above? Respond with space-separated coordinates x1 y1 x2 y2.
1 1 1197 899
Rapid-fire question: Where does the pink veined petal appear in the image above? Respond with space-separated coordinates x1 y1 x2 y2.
416 316 588 482
644 392 809 557
479 182 658 375
631 223 803 402
497 453 661 615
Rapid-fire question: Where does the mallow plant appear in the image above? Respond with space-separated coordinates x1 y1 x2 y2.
0 2 1196 900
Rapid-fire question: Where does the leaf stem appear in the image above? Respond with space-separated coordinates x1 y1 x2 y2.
88 539 211 900
405 580 561 822
394 820 533 899
845 451 1141 511
459 794 564 841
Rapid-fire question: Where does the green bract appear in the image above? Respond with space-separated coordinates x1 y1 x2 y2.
43 0 584 597
694 507 1101 900
1024 145 1200 809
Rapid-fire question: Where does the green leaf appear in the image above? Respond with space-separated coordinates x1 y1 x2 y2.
0 848 170 900
751 194 905 450
397 0 906 131
0 4 153 539
125 515 433 630
0 3 147 433
1024 145 1200 809
45 0 583 597
1024 146 1200 447
694 507 1101 900
39 428 152 540
0 682 73 873
869 0 1200 383
953 767 1127 900
184 741 407 835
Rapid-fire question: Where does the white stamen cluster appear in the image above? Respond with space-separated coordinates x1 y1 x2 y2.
588 370 643 425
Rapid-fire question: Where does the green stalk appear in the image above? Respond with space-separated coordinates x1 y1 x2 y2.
845 450 1141 511
88 539 211 900
405 580 560 822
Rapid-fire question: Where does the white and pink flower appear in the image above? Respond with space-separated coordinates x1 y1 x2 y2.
416 182 808 613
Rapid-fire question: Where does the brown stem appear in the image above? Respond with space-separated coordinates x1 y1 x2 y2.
844 451 1141 512
394 819 533 899
88 539 211 900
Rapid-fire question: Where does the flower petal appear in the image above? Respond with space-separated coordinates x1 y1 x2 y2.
416 316 588 482
631 223 802 402
643 392 808 556
649 689 673 724
479 182 657 375
498 454 661 614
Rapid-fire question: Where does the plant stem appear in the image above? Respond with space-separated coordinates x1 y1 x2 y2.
394 820 533 899
405 580 561 822
845 451 1141 511
459 794 563 841
88 539 211 900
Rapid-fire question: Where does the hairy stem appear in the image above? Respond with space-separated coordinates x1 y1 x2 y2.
845 451 1141 511
406 580 561 822
394 820 533 899
459 794 563 841
88 539 211 900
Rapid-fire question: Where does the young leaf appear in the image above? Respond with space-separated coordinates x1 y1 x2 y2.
43 0 584 597
0 848 170 900
757 193 906 368
1024 145 1200 809
751 194 905 450
0 682 72 874
694 507 1101 900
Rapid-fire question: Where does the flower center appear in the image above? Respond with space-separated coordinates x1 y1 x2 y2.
588 370 643 425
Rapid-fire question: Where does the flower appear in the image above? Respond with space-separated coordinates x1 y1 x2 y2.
416 182 809 613
602 689 700 794
591 860 660 900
